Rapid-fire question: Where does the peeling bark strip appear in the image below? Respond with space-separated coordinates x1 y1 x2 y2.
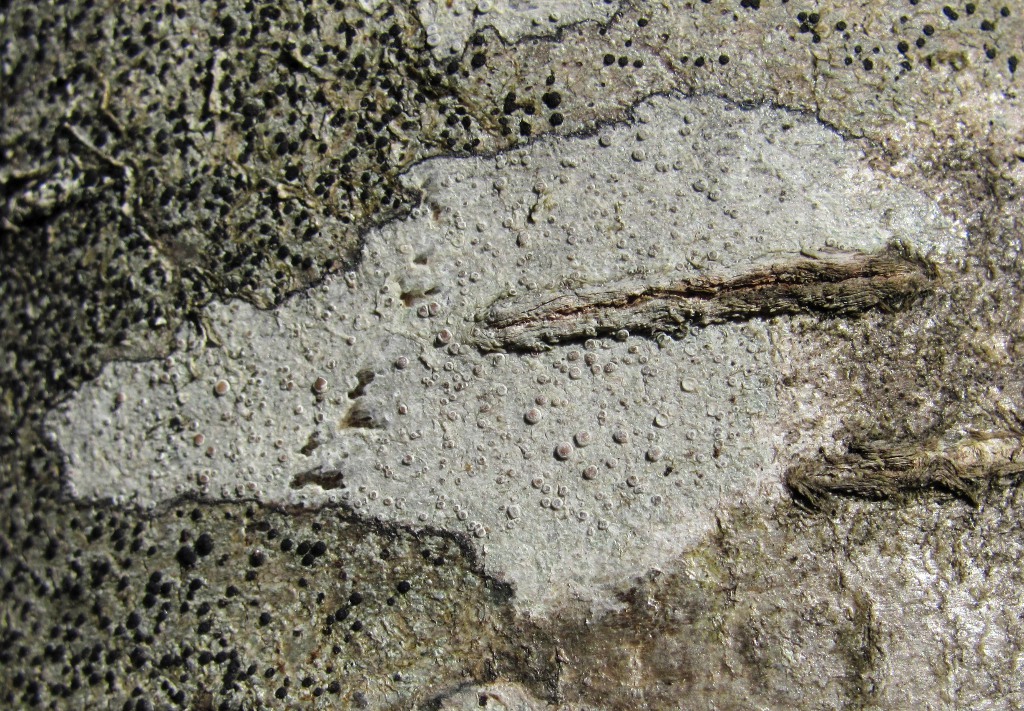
786 448 981 509
785 433 1024 509
470 246 936 351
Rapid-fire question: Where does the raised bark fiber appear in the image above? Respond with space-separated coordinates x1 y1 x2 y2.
471 244 937 352
786 435 1024 509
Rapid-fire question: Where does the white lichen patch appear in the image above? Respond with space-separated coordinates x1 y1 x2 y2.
416 0 617 56
46 94 959 615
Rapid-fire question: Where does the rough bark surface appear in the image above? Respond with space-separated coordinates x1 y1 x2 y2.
2 0 1023 709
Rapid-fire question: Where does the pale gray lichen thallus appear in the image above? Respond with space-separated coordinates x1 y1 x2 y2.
47 93 957 613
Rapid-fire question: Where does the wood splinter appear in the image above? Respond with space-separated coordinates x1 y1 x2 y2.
469 244 937 352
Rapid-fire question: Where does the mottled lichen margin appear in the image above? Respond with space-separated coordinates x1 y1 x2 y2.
0 430 552 710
